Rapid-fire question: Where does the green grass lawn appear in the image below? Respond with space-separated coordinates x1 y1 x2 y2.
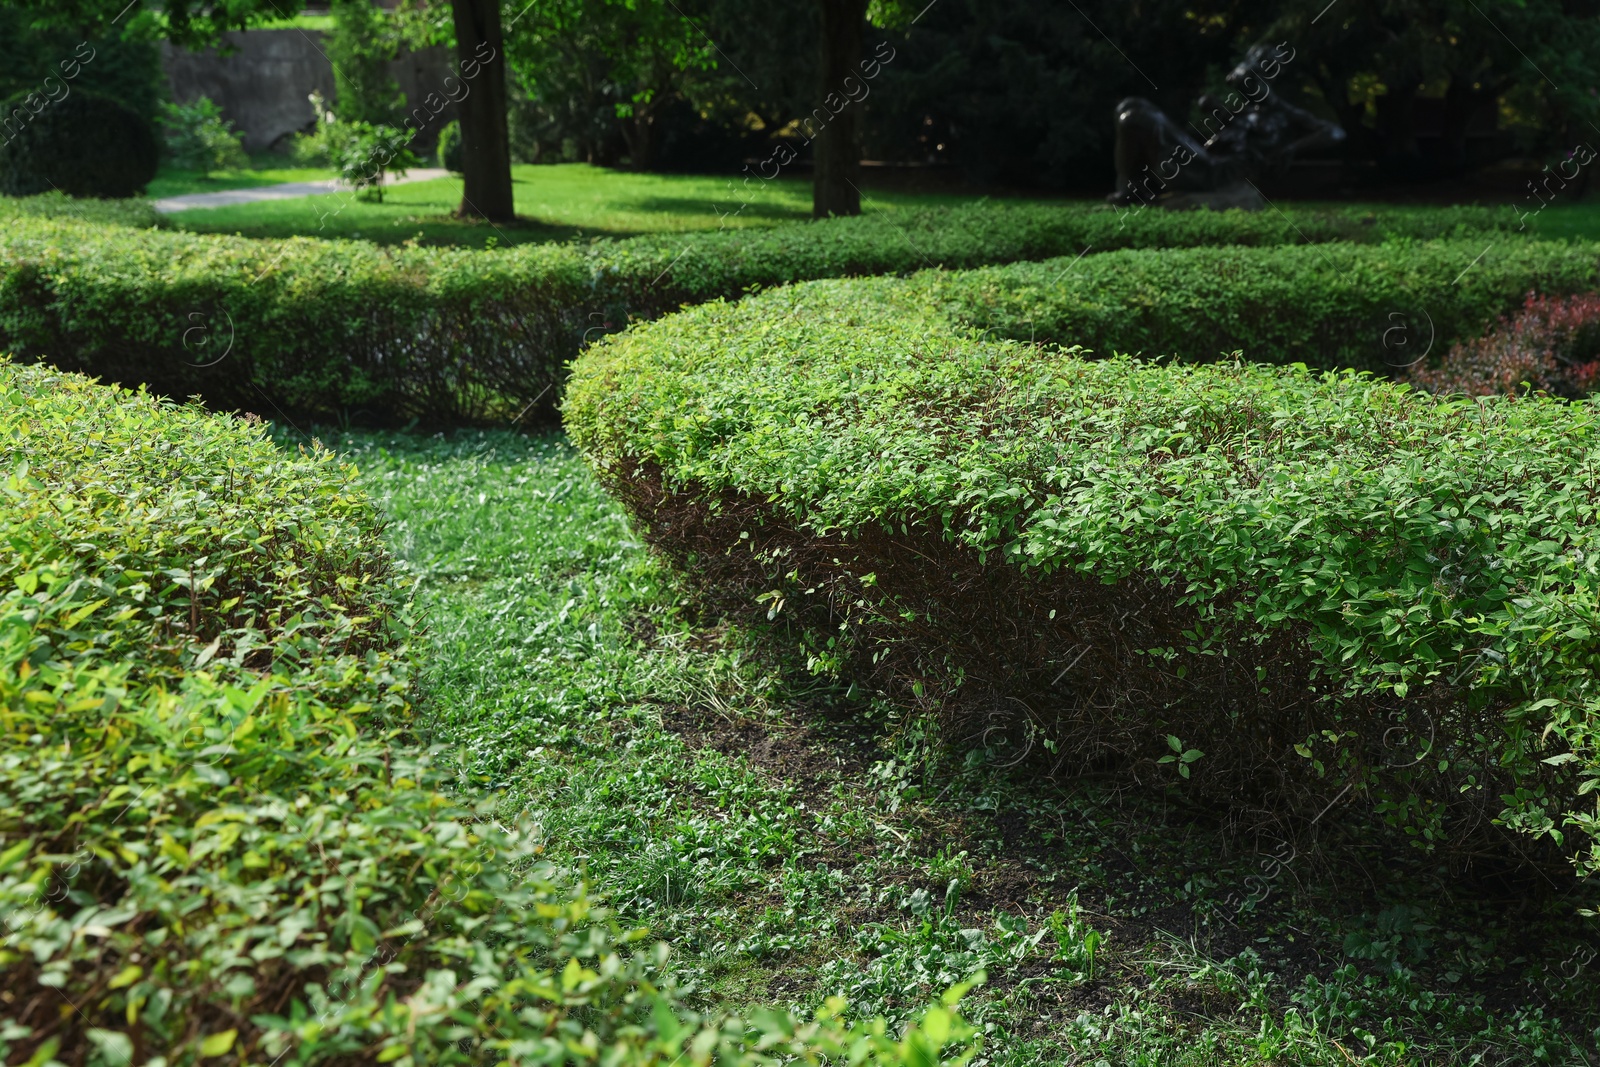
313 423 1600 1067
166 163 1073 246
158 161 1600 248
1529 200 1600 241
146 159 335 200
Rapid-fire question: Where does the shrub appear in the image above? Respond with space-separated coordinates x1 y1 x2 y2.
158 96 249 173
565 276 1600 886
332 121 418 202
0 358 979 1066
288 90 337 166
0 89 158 198
1409 291 1600 398
436 117 463 173
910 239 1600 374
0 190 163 228
0 204 1524 423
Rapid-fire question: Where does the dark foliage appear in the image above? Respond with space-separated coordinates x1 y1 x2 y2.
0 90 159 198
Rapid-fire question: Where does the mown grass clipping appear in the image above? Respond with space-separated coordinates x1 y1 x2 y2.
566 274 1600 890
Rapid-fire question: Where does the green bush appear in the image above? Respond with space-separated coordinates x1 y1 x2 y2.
288 90 337 166
331 121 418 202
0 359 979 1066
911 239 1600 374
0 203 1522 423
436 117 463 173
0 190 163 228
565 276 1600 886
158 96 249 173
0 90 158 198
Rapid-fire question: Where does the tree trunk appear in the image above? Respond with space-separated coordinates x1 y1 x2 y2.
1376 78 1421 161
621 106 657 169
813 0 867 218
451 0 515 221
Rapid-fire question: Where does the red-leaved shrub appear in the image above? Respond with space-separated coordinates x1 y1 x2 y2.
1410 291 1600 397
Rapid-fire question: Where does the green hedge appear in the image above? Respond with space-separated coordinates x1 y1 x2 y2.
0 190 164 228
912 238 1600 374
0 360 978 1066
0 202 1518 423
566 277 1600 885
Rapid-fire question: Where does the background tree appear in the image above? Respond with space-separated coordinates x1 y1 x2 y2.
445 0 514 219
0 7 164 127
503 0 715 168
812 0 869 216
327 0 406 125
1269 0 1600 180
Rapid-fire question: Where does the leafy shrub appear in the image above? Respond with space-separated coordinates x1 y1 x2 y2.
566 276 1600 887
436 117 463 173
0 204 1522 423
0 190 162 228
288 91 337 166
0 359 979 1066
1409 291 1600 397
158 96 248 173
910 239 1600 374
332 121 418 202
0 89 158 198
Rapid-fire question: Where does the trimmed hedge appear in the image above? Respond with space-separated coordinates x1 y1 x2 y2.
0 360 978 1066
911 238 1600 374
0 202 1519 423
566 277 1600 883
0 190 164 228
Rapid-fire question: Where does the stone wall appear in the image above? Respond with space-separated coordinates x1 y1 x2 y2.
162 29 457 153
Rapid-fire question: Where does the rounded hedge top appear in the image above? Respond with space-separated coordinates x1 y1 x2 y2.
566 273 1600 883
0 89 159 198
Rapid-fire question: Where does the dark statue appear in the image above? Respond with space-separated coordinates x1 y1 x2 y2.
1109 42 1345 209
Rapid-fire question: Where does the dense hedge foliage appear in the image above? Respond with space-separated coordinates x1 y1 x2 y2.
567 277 1600 885
911 239 1600 374
0 90 159 199
0 360 978 1066
0 191 164 228
0 202 1518 423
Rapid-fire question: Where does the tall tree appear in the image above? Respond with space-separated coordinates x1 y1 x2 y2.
502 0 715 169
813 0 868 216
448 0 515 219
